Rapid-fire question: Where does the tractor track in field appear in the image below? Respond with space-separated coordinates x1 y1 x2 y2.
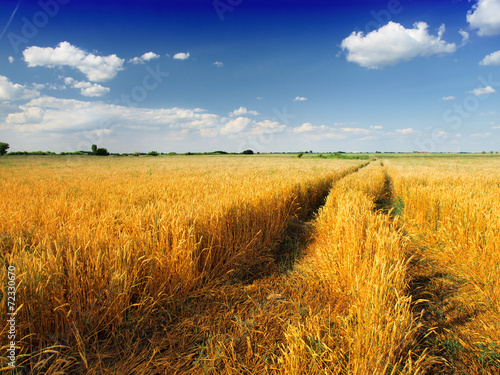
378 162 489 374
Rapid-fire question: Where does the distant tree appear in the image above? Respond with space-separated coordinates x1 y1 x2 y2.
242 149 254 154
95 148 109 156
0 142 10 155
297 152 304 158
147 151 159 156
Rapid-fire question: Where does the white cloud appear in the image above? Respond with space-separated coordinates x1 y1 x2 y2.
8 56 14 63
293 96 307 102
129 52 160 64
63 77 109 97
442 96 456 101
256 97 263 100
479 50 500 66
229 106 259 117
467 86 496 96
173 52 190 60
142 52 159 61
0 76 40 101
341 22 456 69
23 41 124 82
3 96 223 135
220 117 251 135
214 61 224 67
248 120 286 135
370 125 383 130
467 0 500 36
492 125 500 129
73 81 110 97
32 83 46 90
459 29 470 44
341 127 371 135
293 123 316 133
129 57 143 64
396 128 416 134
471 132 493 137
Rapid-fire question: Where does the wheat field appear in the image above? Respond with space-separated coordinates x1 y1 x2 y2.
1 154 499 374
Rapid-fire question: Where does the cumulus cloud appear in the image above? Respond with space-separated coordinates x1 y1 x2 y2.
442 96 456 101
293 96 307 102
220 117 251 135
292 123 317 133
142 52 160 61
129 52 160 64
214 61 224 67
23 41 124 82
8 56 14 63
341 21 456 69
467 0 500 36
247 120 286 135
63 77 110 97
396 128 417 134
229 107 259 117
0 75 40 101
370 125 383 129
73 81 110 97
467 86 496 96
480 50 500 66
173 52 190 60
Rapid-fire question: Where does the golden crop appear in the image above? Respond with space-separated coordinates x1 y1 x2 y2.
1 154 498 374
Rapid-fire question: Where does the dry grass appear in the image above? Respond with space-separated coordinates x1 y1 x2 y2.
387 156 500 374
1 154 498 374
0 155 361 373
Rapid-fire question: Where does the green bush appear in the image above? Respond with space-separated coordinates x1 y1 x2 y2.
0 142 9 155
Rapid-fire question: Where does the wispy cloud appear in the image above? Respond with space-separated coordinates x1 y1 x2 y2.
0 75 40 101
467 86 496 96
213 61 224 67
396 128 417 134
293 96 307 102
0 2 20 41
442 96 456 101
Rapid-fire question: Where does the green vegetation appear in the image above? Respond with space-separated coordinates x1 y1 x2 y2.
0 142 9 155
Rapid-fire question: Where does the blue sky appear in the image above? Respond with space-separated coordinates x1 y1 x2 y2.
1 0 499 153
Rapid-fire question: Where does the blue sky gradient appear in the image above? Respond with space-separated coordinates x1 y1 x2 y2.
1 0 499 153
